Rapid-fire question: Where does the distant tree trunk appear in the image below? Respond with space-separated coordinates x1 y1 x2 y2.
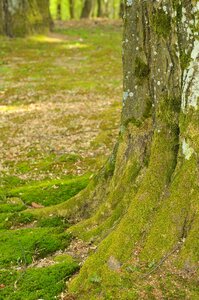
57 1 61 20
0 1 3 34
1 0 10 36
97 0 103 18
0 0 52 37
69 0 74 19
81 0 93 19
119 0 124 18
104 0 109 17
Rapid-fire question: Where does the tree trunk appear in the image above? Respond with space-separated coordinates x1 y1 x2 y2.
32 0 199 298
69 0 74 19
97 0 103 18
81 0 93 19
57 1 61 20
119 0 124 18
0 0 196 290
0 0 52 37
0 1 3 34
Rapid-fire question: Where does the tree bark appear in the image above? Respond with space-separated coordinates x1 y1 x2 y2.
31 0 199 298
81 0 93 19
119 0 124 18
0 0 52 37
57 1 61 20
64 0 198 298
69 0 74 19
97 0 103 18
0 1 3 34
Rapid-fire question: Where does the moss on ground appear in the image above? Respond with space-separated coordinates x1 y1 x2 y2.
7 174 89 207
0 21 122 300
0 228 72 268
0 261 79 300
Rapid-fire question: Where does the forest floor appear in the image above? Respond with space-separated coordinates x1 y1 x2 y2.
0 20 122 299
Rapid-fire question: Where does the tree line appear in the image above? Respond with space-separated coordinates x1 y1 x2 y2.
50 0 124 20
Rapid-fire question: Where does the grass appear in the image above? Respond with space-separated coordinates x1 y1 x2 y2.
0 20 122 299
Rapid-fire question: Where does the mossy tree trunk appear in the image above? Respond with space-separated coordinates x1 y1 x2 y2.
31 0 198 298
81 0 93 18
0 0 52 37
0 0 194 298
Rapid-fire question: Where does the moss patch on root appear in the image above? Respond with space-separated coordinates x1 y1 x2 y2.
6 174 89 207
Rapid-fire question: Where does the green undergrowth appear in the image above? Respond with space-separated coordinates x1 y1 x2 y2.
0 260 79 300
0 174 89 217
0 228 72 268
6 174 90 207
0 211 70 230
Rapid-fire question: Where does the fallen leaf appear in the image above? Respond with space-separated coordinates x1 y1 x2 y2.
31 202 44 208
0 284 5 289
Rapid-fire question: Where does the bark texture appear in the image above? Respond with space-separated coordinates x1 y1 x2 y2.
81 0 93 18
66 0 199 298
31 0 198 298
0 0 52 37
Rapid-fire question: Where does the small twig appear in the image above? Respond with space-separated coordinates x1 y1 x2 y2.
142 243 181 278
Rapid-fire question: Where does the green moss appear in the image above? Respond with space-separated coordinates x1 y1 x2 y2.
0 228 71 267
103 142 119 179
143 98 152 119
123 116 142 127
180 50 191 70
0 176 25 189
54 253 75 263
67 118 179 297
2 212 36 229
7 175 89 207
37 215 69 229
0 262 79 300
173 2 182 22
157 96 181 130
0 199 26 214
152 9 171 37
134 57 150 79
